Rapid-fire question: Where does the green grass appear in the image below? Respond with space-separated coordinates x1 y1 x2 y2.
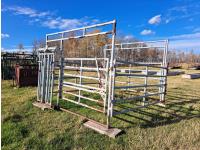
2 69 200 150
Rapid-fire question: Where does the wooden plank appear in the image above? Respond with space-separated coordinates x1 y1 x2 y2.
32 102 52 110
84 120 122 138
182 73 200 79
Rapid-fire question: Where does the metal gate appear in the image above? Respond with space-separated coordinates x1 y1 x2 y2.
36 20 168 128
58 58 109 113
104 40 168 117
44 20 116 127
37 49 55 105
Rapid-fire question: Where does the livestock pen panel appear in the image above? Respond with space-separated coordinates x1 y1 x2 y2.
104 40 168 116
37 20 168 128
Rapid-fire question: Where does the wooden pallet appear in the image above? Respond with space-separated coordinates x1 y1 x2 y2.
32 102 52 110
84 120 122 138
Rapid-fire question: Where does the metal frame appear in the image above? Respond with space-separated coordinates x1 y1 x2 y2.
104 40 168 117
37 20 168 128
37 48 56 105
44 20 116 128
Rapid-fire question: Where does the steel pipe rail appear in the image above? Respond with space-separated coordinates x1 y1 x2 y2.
46 20 115 36
64 73 105 81
63 83 106 95
115 73 166 78
112 92 165 103
63 81 105 92
115 84 166 89
63 91 103 104
106 40 168 46
62 66 107 71
64 58 108 61
116 60 167 69
63 97 104 113
46 20 116 42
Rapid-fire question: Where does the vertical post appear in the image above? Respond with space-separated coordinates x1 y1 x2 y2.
57 36 64 106
143 66 148 106
127 64 131 92
50 53 55 106
37 54 40 101
37 53 41 101
47 53 52 104
159 63 163 101
45 54 50 103
41 54 46 103
48 54 52 103
104 59 109 113
78 59 83 103
161 40 168 102
95 58 101 82
107 20 116 128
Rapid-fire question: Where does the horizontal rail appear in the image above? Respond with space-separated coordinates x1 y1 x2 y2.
62 66 107 71
47 31 112 42
104 46 165 50
63 91 103 104
64 58 109 61
115 80 130 84
63 81 105 92
106 40 168 46
37 53 54 55
115 84 166 89
64 73 105 81
62 97 104 113
116 62 162 65
116 60 167 69
46 20 115 36
112 92 165 103
63 83 105 95
115 73 166 78
131 77 163 80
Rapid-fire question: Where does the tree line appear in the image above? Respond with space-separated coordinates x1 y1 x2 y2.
17 31 200 67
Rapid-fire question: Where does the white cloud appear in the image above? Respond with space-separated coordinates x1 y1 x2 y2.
1 33 10 38
6 6 50 17
42 17 83 30
165 2 200 23
42 17 99 30
4 5 100 30
165 19 170 24
140 29 155 35
148 15 161 25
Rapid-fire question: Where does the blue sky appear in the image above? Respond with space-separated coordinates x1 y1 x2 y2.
1 0 200 53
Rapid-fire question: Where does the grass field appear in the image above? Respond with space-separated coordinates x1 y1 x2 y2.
2 69 200 150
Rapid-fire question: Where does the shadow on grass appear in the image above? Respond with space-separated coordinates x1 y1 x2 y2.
112 89 200 129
